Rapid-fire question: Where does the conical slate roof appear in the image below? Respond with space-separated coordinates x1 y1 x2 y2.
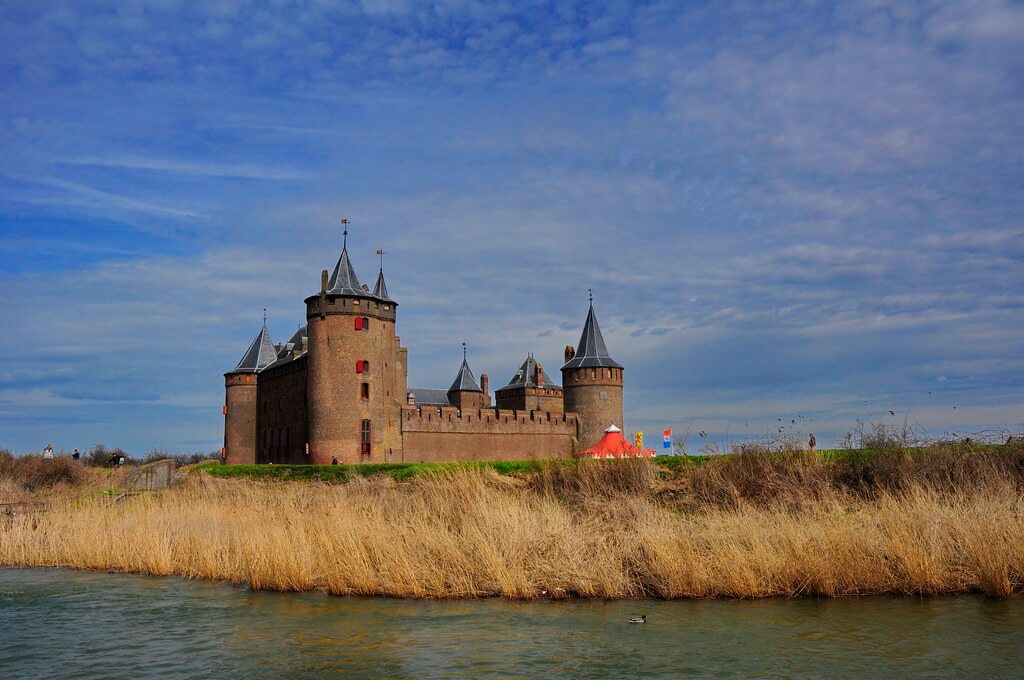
232 324 276 373
448 359 481 393
562 302 622 370
326 246 374 298
373 269 394 303
498 354 560 391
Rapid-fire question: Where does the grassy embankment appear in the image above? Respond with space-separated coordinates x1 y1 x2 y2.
2 443 1023 599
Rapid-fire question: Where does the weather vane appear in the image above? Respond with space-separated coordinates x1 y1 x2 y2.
376 248 387 270
340 218 349 249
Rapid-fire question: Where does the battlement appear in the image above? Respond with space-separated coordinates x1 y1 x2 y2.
401 405 577 432
399 405 578 463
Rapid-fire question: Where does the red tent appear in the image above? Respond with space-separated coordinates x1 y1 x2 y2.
581 425 656 459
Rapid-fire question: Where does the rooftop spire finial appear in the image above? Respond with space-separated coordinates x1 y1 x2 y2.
588 288 593 306
462 341 467 361
262 308 267 326
340 218 349 250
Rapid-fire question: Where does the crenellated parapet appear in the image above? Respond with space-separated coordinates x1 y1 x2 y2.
399 406 578 463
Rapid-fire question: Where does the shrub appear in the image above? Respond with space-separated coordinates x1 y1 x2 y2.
0 454 87 491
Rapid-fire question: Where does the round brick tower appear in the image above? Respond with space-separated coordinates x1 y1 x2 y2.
561 297 624 452
223 322 276 465
304 235 405 464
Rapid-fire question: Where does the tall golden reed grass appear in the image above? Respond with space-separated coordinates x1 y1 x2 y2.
2 448 1022 599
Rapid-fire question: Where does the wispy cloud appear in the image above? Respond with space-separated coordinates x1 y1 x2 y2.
0 0 1021 452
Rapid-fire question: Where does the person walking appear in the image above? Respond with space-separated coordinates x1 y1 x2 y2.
42 443 54 459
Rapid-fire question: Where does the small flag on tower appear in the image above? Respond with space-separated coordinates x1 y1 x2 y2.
634 431 644 450
663 429 672 449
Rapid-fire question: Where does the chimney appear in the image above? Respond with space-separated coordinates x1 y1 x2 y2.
564 345 575 363
321 269 328 292
534 362 544 387
480 373 489 395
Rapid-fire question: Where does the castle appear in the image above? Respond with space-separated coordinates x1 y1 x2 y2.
222 232 625 465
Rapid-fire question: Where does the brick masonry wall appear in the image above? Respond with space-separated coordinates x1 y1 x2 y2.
562 366 624 452
224 373 258 465
399 406 578 463
256 355 309 464
305 293 407 464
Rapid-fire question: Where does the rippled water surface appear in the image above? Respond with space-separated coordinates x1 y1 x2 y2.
1 568 1022 678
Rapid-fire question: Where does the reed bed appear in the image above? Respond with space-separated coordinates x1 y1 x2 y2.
2 447 1023 599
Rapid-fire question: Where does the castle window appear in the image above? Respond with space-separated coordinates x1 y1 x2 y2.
354 316 364 330
362 316 370 330
361 419 371 455
356 360 369 373
361 382 370 400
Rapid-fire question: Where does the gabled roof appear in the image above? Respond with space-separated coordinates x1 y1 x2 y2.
562 302 622 370
408 387 452 406
497 354 561 391
231 324 277 373
449 359 481 393
373 269 394 303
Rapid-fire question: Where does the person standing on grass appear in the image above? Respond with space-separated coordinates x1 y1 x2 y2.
72 448 80 460
808 434 816 451
43 443 54 459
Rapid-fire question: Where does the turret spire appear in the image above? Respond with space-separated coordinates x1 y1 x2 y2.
449 343 482 393
232 320 277 373
562 292 622 370
372 248 394 302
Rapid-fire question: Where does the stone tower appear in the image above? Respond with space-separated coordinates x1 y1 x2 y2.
304 235 407 464
223 322 276 465
561 297 624 451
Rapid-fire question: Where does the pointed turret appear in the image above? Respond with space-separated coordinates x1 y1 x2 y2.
449 358 482 393
232 323 277 373
561 299 621 370
224 317 275 466
327 245 371 298
447 343 488 410
561 292 624 452
373 268 393 302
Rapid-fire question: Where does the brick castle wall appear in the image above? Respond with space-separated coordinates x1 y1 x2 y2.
562 366 624 452
305 293 407 464
256 355 308 464
223 373 258 464
399 406 578 463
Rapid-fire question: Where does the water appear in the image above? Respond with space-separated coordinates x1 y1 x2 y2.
1 569 1022 679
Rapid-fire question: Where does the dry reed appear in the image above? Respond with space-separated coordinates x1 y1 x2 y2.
2 448 1023 599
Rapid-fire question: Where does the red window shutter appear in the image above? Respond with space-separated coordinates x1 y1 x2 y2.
356 360 364 373
354 317 363 330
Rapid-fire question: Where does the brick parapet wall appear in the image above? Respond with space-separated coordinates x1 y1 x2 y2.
399 406 578 463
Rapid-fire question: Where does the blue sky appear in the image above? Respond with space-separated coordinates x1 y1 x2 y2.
1 0 1022 453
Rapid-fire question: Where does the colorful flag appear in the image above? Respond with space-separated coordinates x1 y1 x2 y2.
663 428 672 449
634 431 644 449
